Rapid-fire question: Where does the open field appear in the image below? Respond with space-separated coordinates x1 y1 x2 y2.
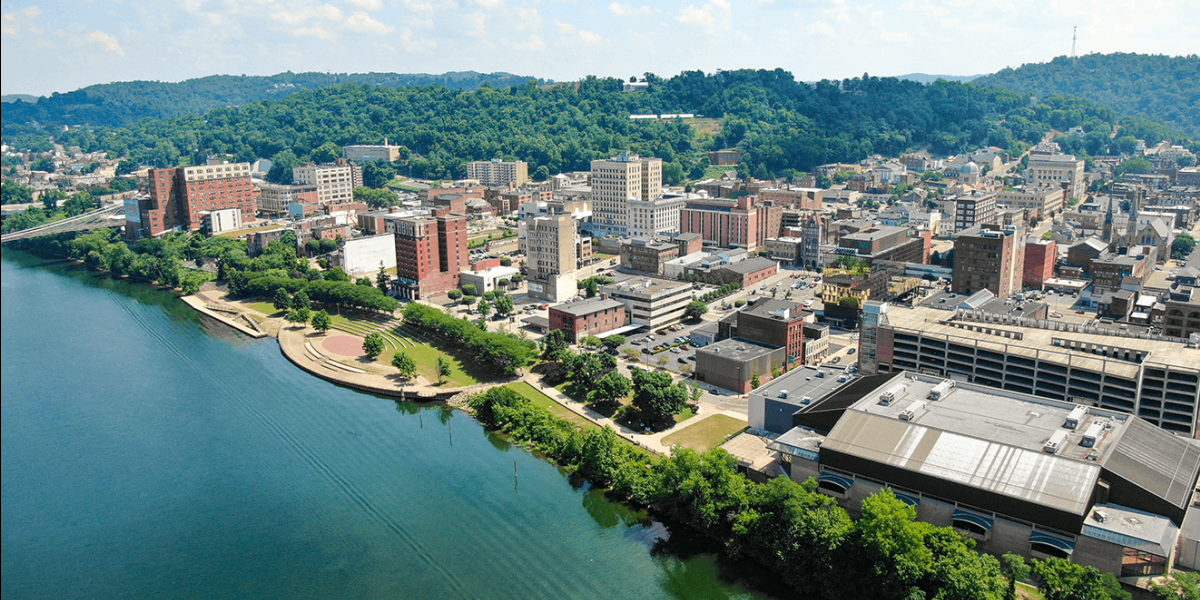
506 382 599 431
661 414 746 451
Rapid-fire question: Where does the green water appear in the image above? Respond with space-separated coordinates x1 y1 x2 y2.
0 251 767 600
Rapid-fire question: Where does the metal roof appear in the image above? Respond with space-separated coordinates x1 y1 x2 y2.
1104 418 1200 511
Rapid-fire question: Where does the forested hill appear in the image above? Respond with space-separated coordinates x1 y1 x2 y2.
0 71 547 130
21 70 1179 183
973 53 1200 137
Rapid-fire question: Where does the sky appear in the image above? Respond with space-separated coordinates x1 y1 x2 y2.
2 0 1197 96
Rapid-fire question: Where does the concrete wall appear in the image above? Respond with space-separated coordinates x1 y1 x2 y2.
342 233 396 275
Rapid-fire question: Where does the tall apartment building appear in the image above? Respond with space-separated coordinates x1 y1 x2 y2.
679 196 759 250
125 160 258 240
1023 238 1056 289
343 144 401 162
390 207 468 300
952 224 1025 298
255 182 318 215
589 151 662 237
466 159 529 188
858 301 1200 435
953 191 997 232
526 213 579 301
628 192 686 237
1027 151 1085 201
293 160 362 206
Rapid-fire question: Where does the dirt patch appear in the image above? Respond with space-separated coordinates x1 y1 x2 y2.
322 335 365 357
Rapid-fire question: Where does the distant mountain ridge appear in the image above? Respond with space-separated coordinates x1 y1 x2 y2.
1 71 549 130
892 73 982 84
972 53 1200 136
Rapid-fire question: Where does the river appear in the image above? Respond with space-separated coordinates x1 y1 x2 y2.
0 251 768 600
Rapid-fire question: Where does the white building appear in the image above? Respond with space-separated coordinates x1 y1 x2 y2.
343 144 401 162
293 161 361 206
589 151 663 237
627 191 686 238
204 208 243 234
601 277 694 329
459 265 520 294
339 233 396 275
466 159 529 188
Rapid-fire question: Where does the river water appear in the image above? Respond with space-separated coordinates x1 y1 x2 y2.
0 251 766 600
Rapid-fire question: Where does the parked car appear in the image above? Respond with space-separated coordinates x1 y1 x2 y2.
848 348 856 355
678 357 689 363
641 348 651 354
670 348 681 354
688 355 697 361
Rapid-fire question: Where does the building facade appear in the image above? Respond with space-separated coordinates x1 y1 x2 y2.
589 151 662 237
255 181 319 215
339 233 397 275
390 207 468 299
1026 152 1085 201
548 298 628 343
952 225 1026 298
679 196 759 250
525 213 579 302
953 192 998 232
293 161 361 206
1023 238 1057 289
343 144 402 162
601 277 694 329
126 160 258 240
466 159 529 188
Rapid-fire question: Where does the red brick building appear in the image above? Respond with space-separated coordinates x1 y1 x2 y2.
548 297 628 343
126 161 258 240
1023 238 1057 289
392 207 468 299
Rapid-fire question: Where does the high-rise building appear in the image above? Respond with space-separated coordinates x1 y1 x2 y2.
126 160 258 240
525 213 580 301
389 207 468 300
628 192 686 237
952 224 1025 298
953 192 997 232
254 182 319 215
679 196 759 250
466 159 529 188
589 151 662 237
293 160 362 206
1026 151 1085 201
1022 238 1056 289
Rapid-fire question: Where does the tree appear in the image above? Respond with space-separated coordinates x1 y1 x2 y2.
286 307 311 328
751 371 761 389
273 287 291 311
684 300 708 321
461 295 477 307
353 186 397 208
435 356 452 384
361 161 397 188
580 336 602 348
1151 571 1200 600
589 371 632 408
1000 553 1030 600
602 335 626 351
304 239 320 256
116 160 139 175
1173 233 1195 260
541 329 568 360
462 284 478 297
622 348 641 362
311 141 342 163
363 332 386 359
291 290 310 309
1 180 34 205
324 267 349 282
631 368 689 427
31 157 55 172
494 294 514 316
376 266 390 293
319 238 338 254
393 350 417 376
1032 557 1130 600
447 289 463 302
311 309 331 333
478 300 492 318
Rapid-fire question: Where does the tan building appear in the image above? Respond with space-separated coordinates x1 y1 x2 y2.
254 181 319 214
589 151 662 237
952 224 1025 298
466 159 529 188
526 213 579 301
996 185 1066 219
293 160 362 205
343 144 401 162
1026 151 1085 201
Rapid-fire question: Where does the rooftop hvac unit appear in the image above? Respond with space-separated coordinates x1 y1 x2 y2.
1081 421 1104 448
899 401 927 421
1092 510 1108 523
816 370 826 378
1065 405 1089 429
837 375 848 383
778 390 789 399
1044 429 1068 454
801 396 813 405
879 383 908 406
928 380 956 401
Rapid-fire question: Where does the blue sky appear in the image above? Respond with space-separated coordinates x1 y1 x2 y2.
2 0 1196 96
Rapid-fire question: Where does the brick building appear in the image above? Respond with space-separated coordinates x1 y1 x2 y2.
680 196 759 250
718 297 811 368
1022 238 1056 289
548 297 628 343
390 207 468 299
126 160 258 240
952 224 1025 298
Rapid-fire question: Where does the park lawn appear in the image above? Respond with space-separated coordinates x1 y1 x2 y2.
673 407 697 425
661 414 746 451
249 301 284 316
506 382 599 431
1015 582 1044 600
592 252 617 260
380 343 480 387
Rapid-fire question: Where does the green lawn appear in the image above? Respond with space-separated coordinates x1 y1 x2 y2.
661 414 746 451
248 301 284 316
592 252 617 260
380 342 480 387
506 382 598 431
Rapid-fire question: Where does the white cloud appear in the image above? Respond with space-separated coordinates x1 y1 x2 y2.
470 0 505 8
23 6 40 18
294 26 336 38
271 4 345 25
398 26 437 51
510 6 540 31
578 29 604 43
807 20 835 37
345 11 394 34
556 20 575 34
2 5 41 36
317 4 345 20
512 34 544 51
676 0 730 34
88 30 124 55
609 2 651 16
346 0 384 10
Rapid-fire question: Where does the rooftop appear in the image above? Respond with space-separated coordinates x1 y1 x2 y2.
841 225 909 243
550 297 626 317
716 256 777 275
750 365 858 411
741 297 807 322
699 337 781 361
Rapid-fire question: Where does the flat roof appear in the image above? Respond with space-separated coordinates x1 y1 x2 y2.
717 256 777 275
699 337 781 361
750 365 856 409
741 297 806 322
550 297 626 317
885 304 1200 371
1083 504 1179 557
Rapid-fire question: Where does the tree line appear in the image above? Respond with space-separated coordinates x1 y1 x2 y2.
400 302 536 376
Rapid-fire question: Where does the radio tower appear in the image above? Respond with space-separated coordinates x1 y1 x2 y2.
1071 26 1077 61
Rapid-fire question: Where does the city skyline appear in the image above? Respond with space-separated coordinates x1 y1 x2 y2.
2 0 1197 97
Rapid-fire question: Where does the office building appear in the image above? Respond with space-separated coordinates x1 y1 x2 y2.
467 159 529 188
525 213 579 302
589 151 663 237
717 297 813 368
293 160 362 206
390 207 468 299
620 237 680 276
600 277 694 329
679 195 760 250
952 224 1026 298
255 181 319 215
953 192 997 232
695 338 787 394
628 192 686 237
548 297 628 343
343 144 402 163
1027 151 1086 201
125 160 258 240
997 185 1066 219
836 225 926 266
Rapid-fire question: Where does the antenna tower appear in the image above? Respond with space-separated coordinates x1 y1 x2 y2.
1071 26 1077 61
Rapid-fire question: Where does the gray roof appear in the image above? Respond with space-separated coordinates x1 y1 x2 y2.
741 297 806 321
717 256 778 275
699 337 780 361
1104 418 1200 511
1083 504 1180 557
550 297 625 317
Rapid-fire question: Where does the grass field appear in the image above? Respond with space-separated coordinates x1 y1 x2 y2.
248 301 284 316
506 382 599 431
216 224 283 238
661 414 746 451
379 343 480 387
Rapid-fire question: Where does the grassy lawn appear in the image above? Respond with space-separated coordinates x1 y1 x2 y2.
506 382 599 431
248 301 284 316
1015 582 1044 600
592 252 617 260
661 414 746 451
380 342 480 387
